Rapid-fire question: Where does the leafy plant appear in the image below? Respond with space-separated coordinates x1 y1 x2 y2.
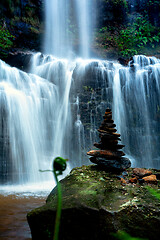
0 24 15 50
116 16 160 57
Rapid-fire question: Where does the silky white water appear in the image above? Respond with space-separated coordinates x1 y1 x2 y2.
44 0 71 57
1 1 160 187
44 0 94 58
0 59 57 185
0 55 160 185
75 0 92 58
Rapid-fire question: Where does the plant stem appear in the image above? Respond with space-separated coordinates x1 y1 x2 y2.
53 169 62 240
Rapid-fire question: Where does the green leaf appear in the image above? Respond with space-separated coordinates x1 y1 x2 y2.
113 230 148 240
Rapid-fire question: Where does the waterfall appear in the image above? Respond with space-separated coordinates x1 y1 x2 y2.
75 0 92 58
0 59 57 184
31 54 74 162
69 56 160 169
44 0 94 58
44 0 71 57
0 1 160 186
1 54 160 184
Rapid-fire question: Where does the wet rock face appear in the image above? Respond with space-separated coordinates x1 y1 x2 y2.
5 51 33 72
87 108 131 171
0 136 11 183
27 165 160 240
0 121 11 183
96 0 128 27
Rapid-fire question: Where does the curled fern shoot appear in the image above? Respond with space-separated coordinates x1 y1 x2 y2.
39 156 68 240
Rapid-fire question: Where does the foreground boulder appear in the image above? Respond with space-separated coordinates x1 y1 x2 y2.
27 165 160 240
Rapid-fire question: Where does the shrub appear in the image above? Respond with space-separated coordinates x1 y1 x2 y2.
0 24 15 57
117 16 160 57
0 24 15 49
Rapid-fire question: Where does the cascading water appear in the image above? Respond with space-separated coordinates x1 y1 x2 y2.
1 1 160 187
44 0 71 57
44 0 94 58
0 59 58 184
1 54 160 185
75 0 92 58
70 56 160 169
31 54 75 163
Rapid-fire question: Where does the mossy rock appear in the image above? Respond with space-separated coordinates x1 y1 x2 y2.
27 165 160 240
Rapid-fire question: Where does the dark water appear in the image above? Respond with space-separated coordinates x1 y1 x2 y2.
0 194 46 240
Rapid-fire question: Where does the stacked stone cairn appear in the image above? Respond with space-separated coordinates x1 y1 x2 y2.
87 108 131 171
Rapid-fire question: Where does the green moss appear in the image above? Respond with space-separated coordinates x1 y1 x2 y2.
44 166 160 213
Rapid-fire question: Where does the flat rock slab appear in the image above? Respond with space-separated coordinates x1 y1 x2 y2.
90 157 131 171
87 150 125 158
27 165 160 240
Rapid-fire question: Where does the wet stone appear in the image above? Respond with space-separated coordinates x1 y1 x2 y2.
90 157 131 171
133 168 153 178
129 177 138 184
142 175 157 184
87 149 125 159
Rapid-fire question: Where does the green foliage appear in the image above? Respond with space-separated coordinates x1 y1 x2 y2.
30 27 40 34
95 25 117 50
105 0 128 9
110 0 127 8
147 0 160 7
22 16 40 28
117 16 160 57
83 85 94 92
0 24 15 57
0 25 15 49
99 26 108 33
113 230 148 240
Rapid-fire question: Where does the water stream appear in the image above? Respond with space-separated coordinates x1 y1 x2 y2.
0 1 160 238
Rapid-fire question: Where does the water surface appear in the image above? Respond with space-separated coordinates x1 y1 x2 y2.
0 184 53 240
